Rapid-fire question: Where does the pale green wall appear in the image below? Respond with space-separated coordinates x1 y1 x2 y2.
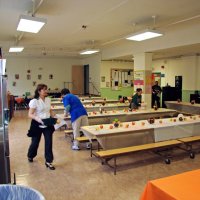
182 90 195 102
100 87 133 99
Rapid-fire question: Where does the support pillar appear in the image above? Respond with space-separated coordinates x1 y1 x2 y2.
133 53 152 109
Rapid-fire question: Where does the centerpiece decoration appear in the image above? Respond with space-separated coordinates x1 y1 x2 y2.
113 118 120 128
102 100 106 106
99 107 104 114
91 100 96 106
178 114 184 121
148 118 155 124
153 105 158 110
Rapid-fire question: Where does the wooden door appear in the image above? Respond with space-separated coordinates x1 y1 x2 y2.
72 65 84 94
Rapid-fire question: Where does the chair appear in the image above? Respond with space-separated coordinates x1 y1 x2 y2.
15 97 27 110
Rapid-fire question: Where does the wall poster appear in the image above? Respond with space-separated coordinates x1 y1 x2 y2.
38 74 42 80
27 74 31 80
49 74 53 79
111 68 133 90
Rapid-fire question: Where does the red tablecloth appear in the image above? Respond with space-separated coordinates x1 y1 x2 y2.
15 97 24 104
140 169 200 200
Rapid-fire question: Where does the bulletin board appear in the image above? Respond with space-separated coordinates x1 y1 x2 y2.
110 68 133 90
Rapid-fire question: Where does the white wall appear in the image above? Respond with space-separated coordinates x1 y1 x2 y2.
152 55 200 90
6 57 81 96
100 60 133 88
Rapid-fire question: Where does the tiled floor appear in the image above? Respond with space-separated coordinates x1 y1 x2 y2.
9 110 200 200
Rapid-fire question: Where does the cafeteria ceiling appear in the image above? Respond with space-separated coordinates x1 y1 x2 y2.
0 0 200 60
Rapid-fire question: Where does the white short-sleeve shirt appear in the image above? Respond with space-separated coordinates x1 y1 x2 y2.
29 97 51 119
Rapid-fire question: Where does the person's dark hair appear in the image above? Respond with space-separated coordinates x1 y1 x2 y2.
34 84 47 99
61 88 70 95
136 88 142 93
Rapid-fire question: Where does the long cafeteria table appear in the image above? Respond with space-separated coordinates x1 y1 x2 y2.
51 103 129 113
81 115 200 150
165 101 200 114
51 99 119 106
62 108 177 128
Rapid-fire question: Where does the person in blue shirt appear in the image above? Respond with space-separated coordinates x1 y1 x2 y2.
61 88 89 150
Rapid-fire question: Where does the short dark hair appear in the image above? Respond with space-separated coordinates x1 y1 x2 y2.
136 88 142 92
61 88 70 95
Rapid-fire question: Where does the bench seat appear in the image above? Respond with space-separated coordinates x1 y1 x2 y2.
96 140 182 175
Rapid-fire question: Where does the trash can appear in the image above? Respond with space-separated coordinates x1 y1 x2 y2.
0 185 45 200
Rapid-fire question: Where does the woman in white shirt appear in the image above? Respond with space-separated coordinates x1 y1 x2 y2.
27 84 56 170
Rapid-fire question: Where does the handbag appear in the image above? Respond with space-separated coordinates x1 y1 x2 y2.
42 117 57 126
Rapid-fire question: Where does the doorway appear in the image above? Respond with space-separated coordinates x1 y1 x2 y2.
71 65 89 95
84 65 89 95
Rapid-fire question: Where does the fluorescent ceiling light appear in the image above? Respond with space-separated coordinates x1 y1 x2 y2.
17 14 47 33
80 49 100 55
126 29 163 41
9 47 24 52
0 59 6 75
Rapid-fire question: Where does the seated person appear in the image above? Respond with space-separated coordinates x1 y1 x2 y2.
130 88 142 109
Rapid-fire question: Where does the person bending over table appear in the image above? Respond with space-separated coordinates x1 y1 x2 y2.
130 88 143 110
61 88 89 150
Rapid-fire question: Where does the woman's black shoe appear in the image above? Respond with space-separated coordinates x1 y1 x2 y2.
45 162 55 170
28 157 33 162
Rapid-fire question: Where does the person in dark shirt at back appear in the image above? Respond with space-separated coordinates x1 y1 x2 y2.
152 81 162 108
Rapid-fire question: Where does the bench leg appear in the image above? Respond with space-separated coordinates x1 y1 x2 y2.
97 142 100 151
90 143 93 157
153 148 173 164
177 143 195 159
114 157 117 175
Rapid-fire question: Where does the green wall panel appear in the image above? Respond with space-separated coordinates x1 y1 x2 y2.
182 90 195 102
100 88 133 99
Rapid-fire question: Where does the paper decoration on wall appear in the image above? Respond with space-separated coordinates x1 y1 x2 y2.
15 74 19 79
49 74 53 79
33 81 36 86
27 74 31 80
101 76 105 82
38 74 42 80
27 70 31 73
12 81 16 86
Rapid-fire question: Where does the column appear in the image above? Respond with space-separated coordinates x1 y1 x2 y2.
133 53 152 109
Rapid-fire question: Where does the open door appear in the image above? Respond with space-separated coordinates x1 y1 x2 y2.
84 65 89 95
